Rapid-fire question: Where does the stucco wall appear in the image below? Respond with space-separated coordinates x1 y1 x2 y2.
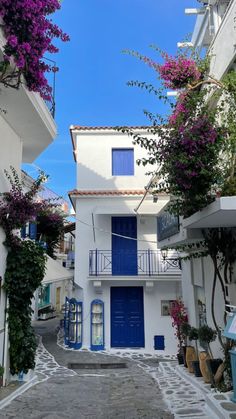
75 131 155 190
0 114 23 376
182 256 225 359
73 197 180 354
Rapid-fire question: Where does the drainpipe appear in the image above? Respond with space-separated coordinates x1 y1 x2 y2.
2 293 9 386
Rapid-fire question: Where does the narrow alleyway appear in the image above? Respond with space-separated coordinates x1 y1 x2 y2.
0 318 174 419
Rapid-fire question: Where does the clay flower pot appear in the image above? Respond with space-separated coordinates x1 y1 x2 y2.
186 346 197 373
199 351 211 383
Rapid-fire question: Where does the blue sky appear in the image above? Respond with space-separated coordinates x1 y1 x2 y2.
24 0 199 202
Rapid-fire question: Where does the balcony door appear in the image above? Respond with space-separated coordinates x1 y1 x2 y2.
112 216 137 275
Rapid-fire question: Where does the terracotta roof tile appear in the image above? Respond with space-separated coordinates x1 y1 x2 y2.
68 189 146 196
70 125 150 131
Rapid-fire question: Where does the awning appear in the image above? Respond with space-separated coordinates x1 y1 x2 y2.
183 197 236 229
93 197 169 216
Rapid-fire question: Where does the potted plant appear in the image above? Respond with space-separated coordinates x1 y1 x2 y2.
0 365 4 387
181 322 196 372
170 299 188 365
38 305 56 320
198 324 218 383
189 327 202 377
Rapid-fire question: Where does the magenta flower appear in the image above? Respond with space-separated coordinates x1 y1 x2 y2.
158 56 201 89
0 0 69 101
7 35 18 48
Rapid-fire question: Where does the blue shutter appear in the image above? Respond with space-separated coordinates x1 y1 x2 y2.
21 225 26 238
112 149 134 175
29 223 37 240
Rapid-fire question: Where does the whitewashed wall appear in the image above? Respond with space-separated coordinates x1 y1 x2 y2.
181 256 225 359
75 131 155 190
0 114 23 381
74 196 180 353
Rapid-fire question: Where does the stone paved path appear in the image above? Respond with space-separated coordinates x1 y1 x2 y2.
0 319 174 419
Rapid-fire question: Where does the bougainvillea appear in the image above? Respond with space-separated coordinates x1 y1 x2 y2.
36 204 65 258
0 167 65 373
142 52 202 89
157 55 201 89
123 47 236 217
0 167 45 236
0 0 69 100
160 116 223 216
168 92 189 125
170 299 188 350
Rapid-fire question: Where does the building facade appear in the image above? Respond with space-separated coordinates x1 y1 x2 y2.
158 0 236 358
69 126 181 354
0 27 57 382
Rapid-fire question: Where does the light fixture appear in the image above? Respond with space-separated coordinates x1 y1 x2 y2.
161 249 168 260
153 194 159 203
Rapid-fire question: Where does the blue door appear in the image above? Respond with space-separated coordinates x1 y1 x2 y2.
112 216 137 275
111 287 144 348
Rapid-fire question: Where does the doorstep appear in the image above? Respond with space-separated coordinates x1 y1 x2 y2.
0 374 38 410
176 365 236 419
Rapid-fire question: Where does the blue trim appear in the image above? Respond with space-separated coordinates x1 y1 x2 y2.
154 335 165 350
112 216 137 275
230 350 236 402
64 297 83 349
111 286 145 348
90 299 104 351
21 226 26 238
29 222 37 240
112 148 134 176
222 312 236 340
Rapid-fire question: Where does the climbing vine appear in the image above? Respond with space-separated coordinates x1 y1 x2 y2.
123 45 236 387
122 47 236 218
4 239 46 374
0 167 64 374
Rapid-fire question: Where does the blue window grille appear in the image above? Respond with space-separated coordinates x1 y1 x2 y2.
112 148 134 176
64 297 83 349
91 299 104 351
154 335 165 350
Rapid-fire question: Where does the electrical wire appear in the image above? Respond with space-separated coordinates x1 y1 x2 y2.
76 217 158 245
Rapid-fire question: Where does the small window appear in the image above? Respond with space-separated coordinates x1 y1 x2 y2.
161 300 175 316
112 148 134 176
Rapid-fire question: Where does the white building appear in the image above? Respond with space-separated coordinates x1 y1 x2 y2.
69 126 182 354
0 29 57 383
158 0 236 358
20 171 74 320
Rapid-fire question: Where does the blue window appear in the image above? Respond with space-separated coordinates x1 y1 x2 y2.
112 148 134 176
29 222 37 240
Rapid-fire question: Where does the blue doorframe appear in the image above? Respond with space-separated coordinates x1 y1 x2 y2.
112 216 137 275
111 286 145 348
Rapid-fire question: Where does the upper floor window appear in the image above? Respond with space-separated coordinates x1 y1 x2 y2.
112 148 134 176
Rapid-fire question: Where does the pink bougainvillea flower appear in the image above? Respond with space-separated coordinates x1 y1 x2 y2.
0 0 69 102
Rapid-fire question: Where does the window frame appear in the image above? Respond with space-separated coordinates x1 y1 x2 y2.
112 148 134 176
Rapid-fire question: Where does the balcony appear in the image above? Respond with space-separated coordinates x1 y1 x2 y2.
0 29 57 163
208 0 236 80
89 249 181 277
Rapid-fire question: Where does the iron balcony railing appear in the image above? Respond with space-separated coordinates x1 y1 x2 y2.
89 249 181 277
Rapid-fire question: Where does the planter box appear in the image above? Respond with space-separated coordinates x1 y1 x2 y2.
38 312 56 320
